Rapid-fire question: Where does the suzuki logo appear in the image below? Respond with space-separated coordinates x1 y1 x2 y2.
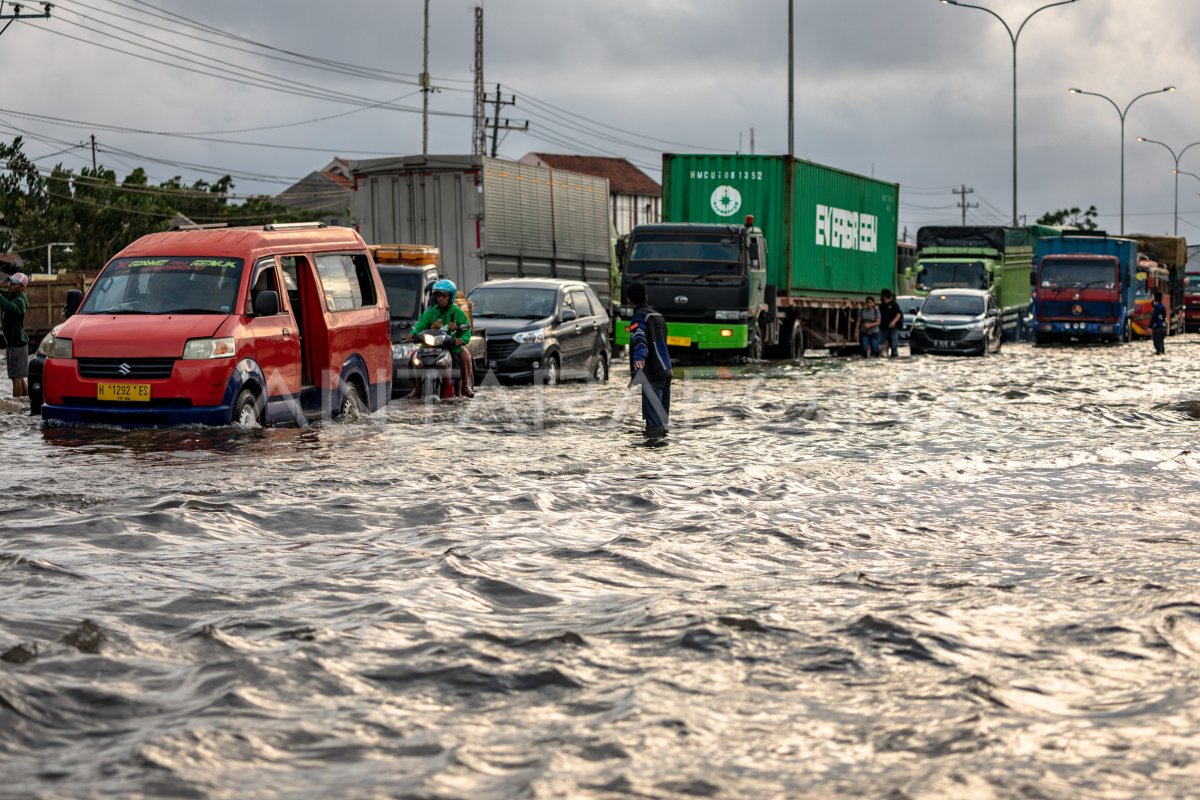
674 295 689 305
117 362 132 375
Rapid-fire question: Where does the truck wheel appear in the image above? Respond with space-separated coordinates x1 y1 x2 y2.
787 323 805 360
232 388 264 427
1121 319 1131 343
745 327 763 361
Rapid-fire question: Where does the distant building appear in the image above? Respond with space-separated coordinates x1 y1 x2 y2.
274 158 353 225
518 154 660 237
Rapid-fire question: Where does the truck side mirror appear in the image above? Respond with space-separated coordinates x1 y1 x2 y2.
615 239 626 262
1029 272 1036 287
749 239 760 267
64 289 83 318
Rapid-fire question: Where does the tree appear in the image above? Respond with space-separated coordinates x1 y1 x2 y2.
1036 205 1099 230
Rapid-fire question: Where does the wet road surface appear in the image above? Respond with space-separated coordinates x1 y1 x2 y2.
3 337 1200 798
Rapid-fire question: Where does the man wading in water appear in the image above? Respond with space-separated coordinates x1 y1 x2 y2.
626 282 672 437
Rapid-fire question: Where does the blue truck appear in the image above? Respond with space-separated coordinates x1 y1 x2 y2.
1031 232 1137 344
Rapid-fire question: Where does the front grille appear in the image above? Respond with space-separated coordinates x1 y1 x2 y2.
77 358 176 380
921 328 968 341
487 340 519 361
1038 302 1118 321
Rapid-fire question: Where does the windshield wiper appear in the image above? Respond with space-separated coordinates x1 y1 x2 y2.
163 308 223 314
100 309 154 315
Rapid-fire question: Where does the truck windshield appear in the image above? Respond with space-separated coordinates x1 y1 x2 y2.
916 261 987 291
380 272 423 319
921 294 985 316
626 232 741 275
81 256 245 315
1039 259 1115 289
468 286 557 319
1187 274 1200 292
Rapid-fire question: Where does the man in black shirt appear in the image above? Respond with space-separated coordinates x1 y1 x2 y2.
879 289 903 358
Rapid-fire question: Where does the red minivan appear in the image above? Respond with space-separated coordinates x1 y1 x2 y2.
40 224 392 426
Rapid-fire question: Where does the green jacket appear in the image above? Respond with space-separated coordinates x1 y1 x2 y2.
412 302 471 353
0 291 28 346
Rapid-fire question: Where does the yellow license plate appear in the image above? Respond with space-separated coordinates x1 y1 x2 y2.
97 383 151 402
666 335 691 346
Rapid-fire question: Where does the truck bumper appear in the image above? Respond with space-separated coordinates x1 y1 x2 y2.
614 320 748 349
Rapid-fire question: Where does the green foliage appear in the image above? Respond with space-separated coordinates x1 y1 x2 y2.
1036 205 1099 230
1 137 311 272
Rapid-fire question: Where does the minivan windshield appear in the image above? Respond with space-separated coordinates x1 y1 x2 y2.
380 272 423 319
468 286 558 319
81 256 245 315
921 294 985 316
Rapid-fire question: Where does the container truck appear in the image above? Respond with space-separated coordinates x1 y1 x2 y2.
907 226 1033 341
614 154 899 359
1031 232 1137 344
1126 234 1186 336
350 155 615 308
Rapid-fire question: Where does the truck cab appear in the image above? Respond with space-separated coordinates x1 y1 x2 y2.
614 220 766 358
1031 234 1137 345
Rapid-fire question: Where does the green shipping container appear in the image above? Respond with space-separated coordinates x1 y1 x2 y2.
662 154 899 298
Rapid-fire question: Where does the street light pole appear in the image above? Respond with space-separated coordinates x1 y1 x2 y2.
1068 87 1175 234
941 0 1077 227
1136 137 1200 235
46 242 74 276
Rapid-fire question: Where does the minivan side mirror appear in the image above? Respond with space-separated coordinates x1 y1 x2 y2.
560 307 578 322
64 289 83 318
253 289 280 317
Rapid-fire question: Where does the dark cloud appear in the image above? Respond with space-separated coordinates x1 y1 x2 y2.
3 0 1199 237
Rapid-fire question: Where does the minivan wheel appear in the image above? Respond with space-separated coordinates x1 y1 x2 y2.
232 388 264 427
592 353 608 383
338 383 367 419
540 355 561 386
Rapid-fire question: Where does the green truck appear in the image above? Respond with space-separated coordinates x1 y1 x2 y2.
614 154 899 358
908 226 1034 341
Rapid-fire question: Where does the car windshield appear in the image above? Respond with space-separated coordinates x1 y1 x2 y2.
81 256 245 315
468 286 557 319
916 261 987 291
380 272 423 319
1039 259 1115 289
922 294 984 316
626 232 742 276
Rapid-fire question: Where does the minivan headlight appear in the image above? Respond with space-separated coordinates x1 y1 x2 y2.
37 331 72 359
182 337 236 359
513 327 547 344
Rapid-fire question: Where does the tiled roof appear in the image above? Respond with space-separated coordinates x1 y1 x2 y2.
524 154 660 196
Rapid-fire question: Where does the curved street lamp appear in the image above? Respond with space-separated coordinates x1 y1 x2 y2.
1068 87 1175 234
941 0 1078 227
1136 136 1200 235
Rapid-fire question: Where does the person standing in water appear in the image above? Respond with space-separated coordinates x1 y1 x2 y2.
626 281 672 437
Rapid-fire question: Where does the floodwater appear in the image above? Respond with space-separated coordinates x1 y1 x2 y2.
3 338 1200 799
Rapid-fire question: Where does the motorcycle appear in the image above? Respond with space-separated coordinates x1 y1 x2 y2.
408 328 461 400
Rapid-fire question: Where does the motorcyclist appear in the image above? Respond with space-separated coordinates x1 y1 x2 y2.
407 278 474 398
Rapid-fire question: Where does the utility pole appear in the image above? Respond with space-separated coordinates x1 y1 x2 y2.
485 84 526 158
90 134 97 171
954 184 978 225
420 0 431 156
471 6 486 157
750 126 756 155
0 2 51 38
787 0 794 160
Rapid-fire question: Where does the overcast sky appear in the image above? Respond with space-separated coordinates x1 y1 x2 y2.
4 0 1200 240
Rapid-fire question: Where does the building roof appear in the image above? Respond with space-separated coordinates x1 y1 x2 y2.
521 154 660 197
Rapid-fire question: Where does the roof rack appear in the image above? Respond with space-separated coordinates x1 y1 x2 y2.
170 222 229 231
262 221 329 231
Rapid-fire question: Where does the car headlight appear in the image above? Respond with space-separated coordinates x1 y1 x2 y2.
513 327 547 344
392 342 419 359
182 337 236 359
37 330 72 359
714 310 747 320
912 319 926 329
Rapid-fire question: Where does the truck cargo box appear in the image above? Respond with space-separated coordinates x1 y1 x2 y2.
662 153 898 298
350 155 614 306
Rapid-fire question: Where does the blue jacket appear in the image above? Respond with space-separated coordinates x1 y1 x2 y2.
629 304 672 382
1150 301 1167 330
